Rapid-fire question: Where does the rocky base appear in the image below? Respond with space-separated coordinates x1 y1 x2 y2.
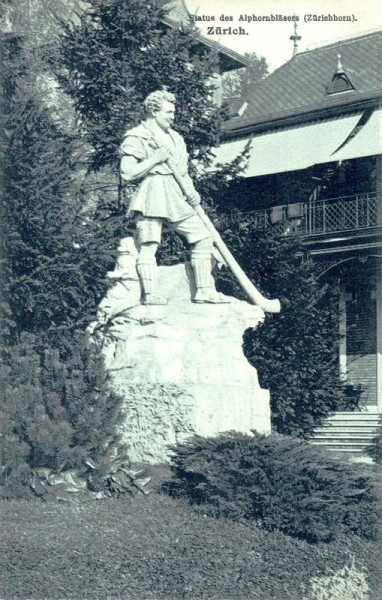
91 242 271 463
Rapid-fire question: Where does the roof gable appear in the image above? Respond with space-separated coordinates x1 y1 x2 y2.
226 30 382 132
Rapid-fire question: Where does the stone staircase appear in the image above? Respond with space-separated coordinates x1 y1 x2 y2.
310 412 382 454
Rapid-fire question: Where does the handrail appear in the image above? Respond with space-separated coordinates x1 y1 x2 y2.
246 192 381 237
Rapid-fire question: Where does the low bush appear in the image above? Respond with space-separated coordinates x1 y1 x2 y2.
0 332 126 499
367 428 382 464
165 431 378 543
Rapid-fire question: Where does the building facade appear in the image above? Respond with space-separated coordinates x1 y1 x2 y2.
215 31 382 425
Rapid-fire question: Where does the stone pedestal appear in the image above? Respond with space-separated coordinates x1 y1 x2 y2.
93 238 271 463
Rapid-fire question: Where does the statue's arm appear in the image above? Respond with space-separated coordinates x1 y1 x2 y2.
161 134 200 206
175 170 201 207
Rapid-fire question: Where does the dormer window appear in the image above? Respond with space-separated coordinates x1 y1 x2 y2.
226 96 248 118
326 54 355 95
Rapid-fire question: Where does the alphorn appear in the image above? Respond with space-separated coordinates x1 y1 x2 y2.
166 157 281 313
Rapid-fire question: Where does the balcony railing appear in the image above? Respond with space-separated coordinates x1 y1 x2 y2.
249 193 381 237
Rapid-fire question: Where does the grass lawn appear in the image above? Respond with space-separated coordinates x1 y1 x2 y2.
1 463 382 600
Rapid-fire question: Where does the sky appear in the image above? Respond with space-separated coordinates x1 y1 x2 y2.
186 0 382 72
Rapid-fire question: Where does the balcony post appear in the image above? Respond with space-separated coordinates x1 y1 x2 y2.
377 155 382 226
376 260 382 411
376 155 382 410
339 285 347 380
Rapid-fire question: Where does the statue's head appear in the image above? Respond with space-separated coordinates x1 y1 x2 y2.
143 90 176 131
143 90 176 114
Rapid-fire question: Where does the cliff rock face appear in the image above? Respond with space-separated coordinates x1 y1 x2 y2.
92 238 271 463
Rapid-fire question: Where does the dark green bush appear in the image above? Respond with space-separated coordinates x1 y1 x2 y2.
212 218 343 438
367 428 382 464
0 332 126 499
165 431 378 543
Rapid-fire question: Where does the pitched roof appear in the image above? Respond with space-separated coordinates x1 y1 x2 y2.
225 30 382 133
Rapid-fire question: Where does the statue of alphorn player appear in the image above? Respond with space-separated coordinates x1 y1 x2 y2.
119 89 228 306
120 89 281 313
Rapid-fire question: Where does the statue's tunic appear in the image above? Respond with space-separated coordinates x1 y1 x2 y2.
120 124 195 223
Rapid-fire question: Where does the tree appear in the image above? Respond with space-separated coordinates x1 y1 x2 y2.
222 51 269 101
213 211 343 437
0 29 122 349
54 0 224 173
0 6 127 498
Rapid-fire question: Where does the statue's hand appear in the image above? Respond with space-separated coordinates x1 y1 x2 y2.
153 145 173 164
186 190 201 207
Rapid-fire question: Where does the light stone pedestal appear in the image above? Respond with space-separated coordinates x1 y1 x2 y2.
93 238 271 463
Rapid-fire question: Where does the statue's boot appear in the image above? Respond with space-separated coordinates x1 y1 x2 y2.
191 250 230 304
136 258 168 305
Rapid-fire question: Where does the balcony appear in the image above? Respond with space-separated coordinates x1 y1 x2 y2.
250 193 381 238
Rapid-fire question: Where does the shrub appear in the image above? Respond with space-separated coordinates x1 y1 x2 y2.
213 219 343 438
366 428 382 464
165 431 378 543
0 332 126 499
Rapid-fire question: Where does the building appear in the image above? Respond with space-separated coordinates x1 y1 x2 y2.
214 30 382 450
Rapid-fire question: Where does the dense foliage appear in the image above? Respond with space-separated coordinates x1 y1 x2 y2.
0 31 122 348
0 6 127 498
367 428 382 464
55 0 223 172
165 432 378 543
0 332 126 499
212 212 343 436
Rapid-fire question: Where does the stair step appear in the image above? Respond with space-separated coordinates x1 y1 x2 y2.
314 425 380 430
314 428 380 435
319 421 381 428
313 434 377 440
331 411 380 414
325 418 381 424
324 423 381 428
311 446 369 453
309 412 381 455
326 413 381 420
312 439 373 445
310 442 371 451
